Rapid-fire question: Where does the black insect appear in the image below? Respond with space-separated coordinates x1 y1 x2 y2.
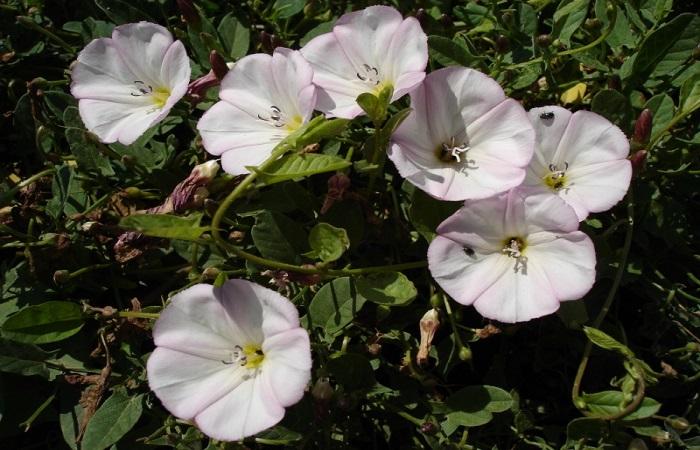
463 247 475 257
540 111 555 120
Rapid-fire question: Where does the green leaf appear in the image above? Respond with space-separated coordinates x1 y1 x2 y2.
81 391 143 450
255 425 303 444
119 213 207 241
273 0 305 19
327 352 376 390
217 13 250 60
256 153 351 186
408 186 462 241
583 326 635 357
380 108 412 143
680 73 700 114
300 21 333 46
428 35 481 67
581 391 661 420
0 338 52 379
63 107 115 176
552 0 590 46
305 223 349 263
591 89 632 129
446 385 513 427
251 211 308 264
2 301 83 344
46 165 89 219
356 272 417 306
298 118 350 146
643 94 675 138
566 417 608 441
627 13 700 83
306 277 367 337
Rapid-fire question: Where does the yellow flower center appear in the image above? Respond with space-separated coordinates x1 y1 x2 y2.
372 81 393 96
543 162 569 191
151 87 171 109
242 344 264 369
284 114 304 132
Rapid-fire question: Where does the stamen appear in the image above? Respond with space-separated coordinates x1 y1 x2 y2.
544 161 569 191
437 136 477 171
356 64 381 86
501 237 528 274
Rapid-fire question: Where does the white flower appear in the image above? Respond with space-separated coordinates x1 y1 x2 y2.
388 67 534 201
147 280 312 441
301 5 428 119
197 48 316 175
428 188 596 323
523 106 632 220
70 22 190 145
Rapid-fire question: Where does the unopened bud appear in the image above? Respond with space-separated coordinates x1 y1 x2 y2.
123 186 143 198
229 230 245 242
202 267 220 280
667 416 689 431
417 308 440 366
121 154 136 167
632 109 652 147
650 431 671 444
439 13 453 28
458 346 472 361
367 342 381 356
420 421 438 435
584 18 601 29
209 50 228 80
53 270 70 285
312 377 333 402
629 150 647 175
176 0 200 27
495 35 510 53
536 34 552 47
686 342 700 352
101 306 116 318
627 438 648 450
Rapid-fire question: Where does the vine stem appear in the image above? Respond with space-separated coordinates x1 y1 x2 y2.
210 143 428 276
571 183 637 419
116 311 161 320
505 5 617 70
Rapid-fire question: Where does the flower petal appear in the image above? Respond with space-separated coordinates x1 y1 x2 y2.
471 257 561 323
269 48 316 120
526 231 596 300
71 38 141 102
152 284 246 358
385 16 427 95
262 329 312 406
159 40 191 109
218 53 276 118
526 106 572 176
147 347 246 420
217 279 301 340
555 110 630 166
428 236 511 306
563 159 632 220
520 187 580 233
112 22 174 88
194 374 284 442
77 99 161 145
301 32 368 118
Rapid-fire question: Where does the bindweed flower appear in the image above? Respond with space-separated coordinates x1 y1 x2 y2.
428 189 596 323
416 308 440 366
523 106 631 220
388 67 534 201
147 280 312 441
301 5 427 119
197 48 316 175
70 22 190 145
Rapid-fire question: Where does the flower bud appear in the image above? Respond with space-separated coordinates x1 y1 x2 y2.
420 421 438 435
320 172 350 214
311 377 334 403
209 50 229 80
53 269 70 285
458 346 472 361
667 416 689 431
629 150 647 175
686 342 700 352
495 35 510 54
627 438 648 450
229 230 246 242
123 186 143 198
632 109 652 146
584 18 601 29
416 308 440 366
176 0 200 27
202 267 220 280
536 34 552 47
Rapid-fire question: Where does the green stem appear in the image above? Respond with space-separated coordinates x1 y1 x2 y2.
117 311 161 320
67 263 112 279
0 167 55 207
505 5 616 70
20 390 57 432
649 106 700 150
210 143 427 276
442 293 466 351
572 183 636 419
16 16 74 52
